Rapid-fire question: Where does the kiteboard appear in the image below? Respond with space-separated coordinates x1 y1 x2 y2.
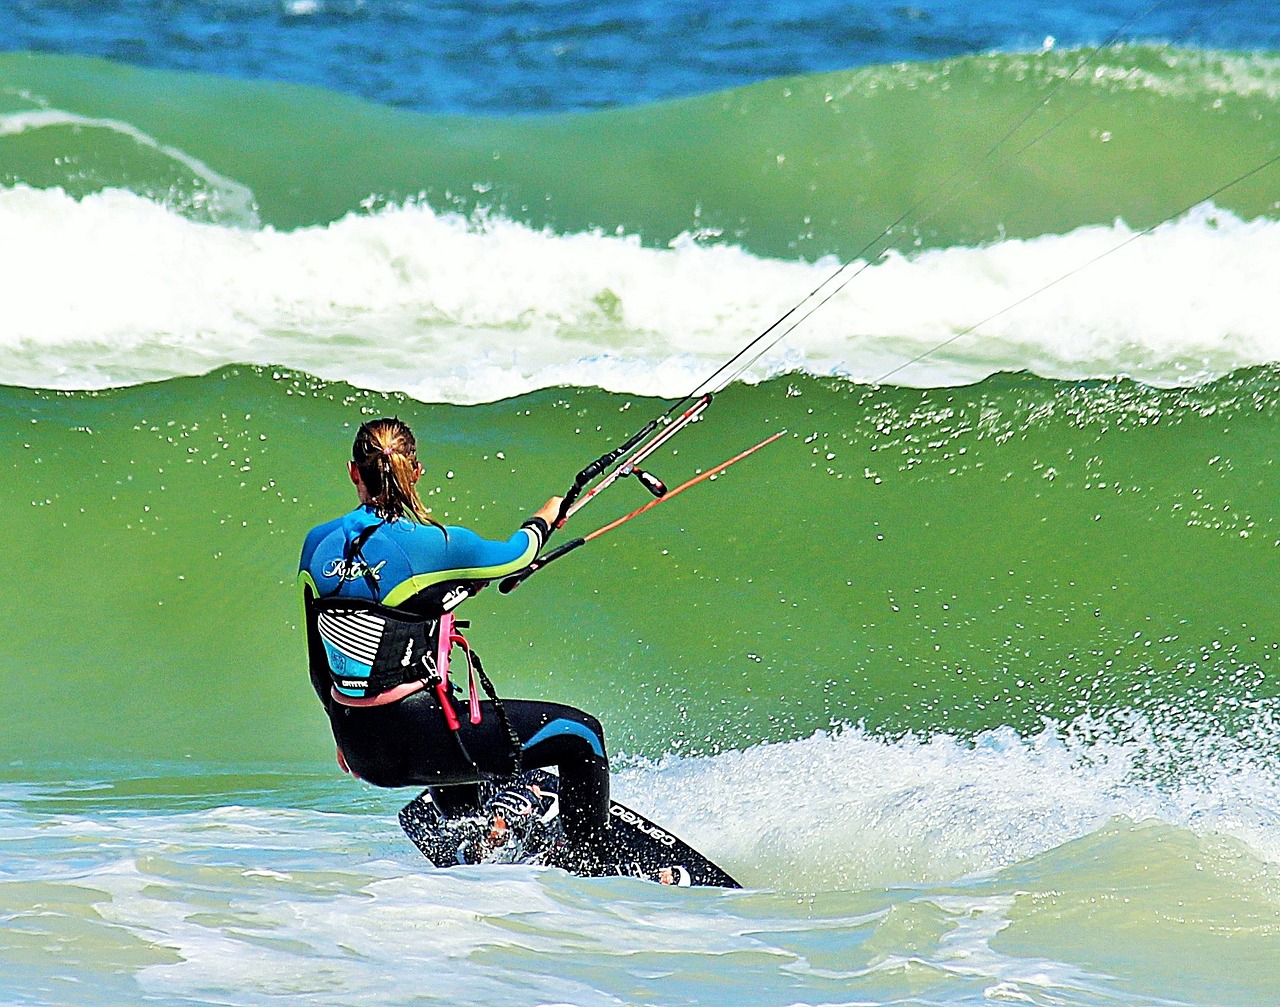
398 769 740 888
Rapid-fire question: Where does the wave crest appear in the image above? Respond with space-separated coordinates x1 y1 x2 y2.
2 187 1278 398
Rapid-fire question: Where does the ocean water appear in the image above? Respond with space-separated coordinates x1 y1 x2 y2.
6 0 1280 114
3 2 1280 1005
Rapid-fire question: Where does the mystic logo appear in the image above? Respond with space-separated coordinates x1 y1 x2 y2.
610 805 677 847
323 557 387 583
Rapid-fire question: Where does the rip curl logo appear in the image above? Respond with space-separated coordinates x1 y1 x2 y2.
323 557 387 583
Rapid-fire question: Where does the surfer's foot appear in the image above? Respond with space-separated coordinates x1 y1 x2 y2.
466 782 549 864
466 812 512 862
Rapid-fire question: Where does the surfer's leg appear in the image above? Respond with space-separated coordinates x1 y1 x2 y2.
496 700 611 849
333 692 610 849
427 783 483 817
330 692 489 788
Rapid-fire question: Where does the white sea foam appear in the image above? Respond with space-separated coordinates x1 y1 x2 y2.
614 711 1280 892
1 184 1278 400
808 47 1280 105
983 47 1280 101
4 711 1279 1007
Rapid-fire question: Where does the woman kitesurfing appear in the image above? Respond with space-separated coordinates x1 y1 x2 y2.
298 405 780 875
298 417 616 867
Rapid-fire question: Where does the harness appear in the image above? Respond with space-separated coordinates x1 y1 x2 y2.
314 596 448 699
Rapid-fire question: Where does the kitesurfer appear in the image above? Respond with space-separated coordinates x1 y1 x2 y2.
298 417 612 861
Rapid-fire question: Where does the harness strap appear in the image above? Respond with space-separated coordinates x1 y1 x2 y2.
447 631 482 725
345 520 386 601
439 620 524 776
436 613 483 728
470 649 524 776
435 680 462 731
435 611 461 729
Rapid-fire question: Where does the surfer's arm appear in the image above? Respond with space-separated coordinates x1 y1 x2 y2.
297 522 345 711
375 499 560 605
441 523 544 572
461 494 561 565
530 495 561 531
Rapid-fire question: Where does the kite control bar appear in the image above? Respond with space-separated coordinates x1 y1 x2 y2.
500 428 785 593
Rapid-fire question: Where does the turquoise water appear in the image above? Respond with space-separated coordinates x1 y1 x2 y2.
8 0 1278 114
4 366 1280 766
3 5 1280 1004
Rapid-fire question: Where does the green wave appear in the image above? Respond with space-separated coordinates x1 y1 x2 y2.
4 366 1277 770
2 47 1277 256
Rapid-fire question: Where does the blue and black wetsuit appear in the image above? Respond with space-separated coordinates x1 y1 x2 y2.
299 505 610 848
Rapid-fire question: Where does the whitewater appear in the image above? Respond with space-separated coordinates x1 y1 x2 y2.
2 188 1279 398
7 714 1280 1006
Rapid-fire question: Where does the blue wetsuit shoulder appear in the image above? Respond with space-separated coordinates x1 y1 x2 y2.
299 505 540 607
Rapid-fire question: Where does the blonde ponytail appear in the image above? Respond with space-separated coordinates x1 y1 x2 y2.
352 418 443 531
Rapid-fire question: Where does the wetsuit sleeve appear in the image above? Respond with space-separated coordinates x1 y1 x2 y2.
380 522 542 608
521 516 551 549
438 524 541 575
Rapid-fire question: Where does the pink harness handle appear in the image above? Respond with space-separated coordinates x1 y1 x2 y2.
434 612 461 730
449 632 481 725
434 612 482 729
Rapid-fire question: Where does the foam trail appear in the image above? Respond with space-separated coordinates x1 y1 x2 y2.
2 186 1279 398
614 711 1280 892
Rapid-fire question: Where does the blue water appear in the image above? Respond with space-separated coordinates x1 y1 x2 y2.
3 0 1279 113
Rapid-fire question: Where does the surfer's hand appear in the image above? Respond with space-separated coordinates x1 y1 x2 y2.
533 496 563 526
